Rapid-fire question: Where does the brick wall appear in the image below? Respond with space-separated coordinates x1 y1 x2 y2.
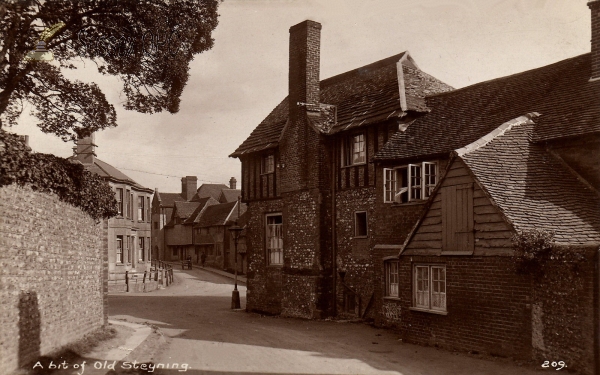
375 251 598 374
0 185 106 374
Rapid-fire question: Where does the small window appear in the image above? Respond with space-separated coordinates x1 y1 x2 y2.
126 235 131 263
146 197 151 222
125 189 130 218
266 213 283 265
261 154 275 174
138 196 144 221
130 193 134 219
138 237 145 261
116 188 123 216
342 133 366 166
354 211 368 237
385 260 399 297
172 247 178 256
414 264 446 312
383 161 438 203
147 237 151 261
116 236 123 263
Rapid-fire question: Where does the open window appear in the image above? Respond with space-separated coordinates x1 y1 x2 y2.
354 211 368 237
383 161 438 203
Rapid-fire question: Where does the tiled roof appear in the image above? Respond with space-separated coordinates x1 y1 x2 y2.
72 157 152 192
231 52 453 157
193 183 229 201
375 54 599 161
173 201 201 220
219 189 241 203
196 201 238 228
156 192 185 207
183 197 219 224
461 120 600 244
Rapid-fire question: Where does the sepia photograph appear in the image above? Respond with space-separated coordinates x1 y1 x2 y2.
0 0 598 374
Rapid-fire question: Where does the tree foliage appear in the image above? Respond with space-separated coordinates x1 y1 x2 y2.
0 0 220 140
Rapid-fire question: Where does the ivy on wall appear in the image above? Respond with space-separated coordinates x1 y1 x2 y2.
0 129 117 220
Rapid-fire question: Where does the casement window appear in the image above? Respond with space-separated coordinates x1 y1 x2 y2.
354 211 368 237
138 237 145 261
342 133 366 166
383 161 438 203
266 213 283 265
414 264 446 312
116 236 123 263
261 154 275 174
385 260 399 297
116 188 124 216
138 196 144 221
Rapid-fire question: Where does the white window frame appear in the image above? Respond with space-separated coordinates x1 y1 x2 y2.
385 260 399 297
413 264 446 312
138 195 144 221
266 213 283 265
383 161 438 203
342 133 366 166
138 237 144 261
116 188 123 216
116 236 123 263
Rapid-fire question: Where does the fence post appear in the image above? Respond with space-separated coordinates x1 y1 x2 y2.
155 268 158 281
125 271 129 293
143 271 147 283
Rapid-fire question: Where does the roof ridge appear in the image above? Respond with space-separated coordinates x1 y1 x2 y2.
426 53 590 99
320 51 408 87
455 112 540 157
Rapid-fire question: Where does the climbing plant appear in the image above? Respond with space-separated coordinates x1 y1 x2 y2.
0 129 117 220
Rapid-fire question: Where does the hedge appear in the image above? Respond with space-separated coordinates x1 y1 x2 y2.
0 129 117 220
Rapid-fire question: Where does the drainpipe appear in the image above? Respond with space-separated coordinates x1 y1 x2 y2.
331 139 337 316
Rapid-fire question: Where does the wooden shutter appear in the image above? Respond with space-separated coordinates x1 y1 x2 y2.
441 183 474 254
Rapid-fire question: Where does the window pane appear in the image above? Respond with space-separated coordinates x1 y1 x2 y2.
267 214 283 265
410 164 422 200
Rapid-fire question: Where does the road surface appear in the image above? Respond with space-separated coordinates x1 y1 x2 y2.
109 267 538 375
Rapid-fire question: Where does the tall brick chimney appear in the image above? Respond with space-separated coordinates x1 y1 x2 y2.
181 176 197 201
280 20 322 193
229 177 237 190
590 0 600 81
75 133 96 165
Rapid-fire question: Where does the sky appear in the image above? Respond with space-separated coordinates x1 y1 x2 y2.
11 0 591 193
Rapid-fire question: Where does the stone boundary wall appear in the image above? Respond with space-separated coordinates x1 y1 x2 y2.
0 185 106 374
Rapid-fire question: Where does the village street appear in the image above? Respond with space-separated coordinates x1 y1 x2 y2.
109 268 539 375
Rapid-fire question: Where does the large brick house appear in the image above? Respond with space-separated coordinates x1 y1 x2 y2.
369 3 600 372
230 20 452 318
73 134 153 282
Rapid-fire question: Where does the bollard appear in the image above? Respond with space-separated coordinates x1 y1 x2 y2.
155 268 158 281
125 271 129 293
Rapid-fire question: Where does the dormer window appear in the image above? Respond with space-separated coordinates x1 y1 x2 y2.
342 133 366 166
384 161 438 203
261 153 275 174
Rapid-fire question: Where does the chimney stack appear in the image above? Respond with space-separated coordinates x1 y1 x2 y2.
181 176 198 201
289 20 321 109
75 133 96 165
229 177 237 190
590 0 600 81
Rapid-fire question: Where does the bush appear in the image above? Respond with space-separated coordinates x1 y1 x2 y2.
512 229 554 275
0 129 117 220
